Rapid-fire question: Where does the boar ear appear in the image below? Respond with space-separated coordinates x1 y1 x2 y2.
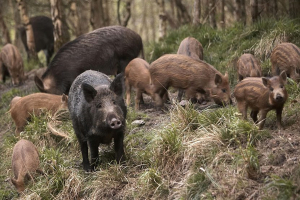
280 70 287 83
215 74 223 86
82 83 97 103
262 77 270 87
34 75 45 92
61 94 68 103
110 73 125 96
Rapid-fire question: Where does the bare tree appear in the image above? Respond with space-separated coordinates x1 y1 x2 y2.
50 0 70 51
117 0 131 27
235 0 246 25
251 0 259 23
90 0 110 29
16 0 37 60
173 0 191 25
156 0 167 40
193 0 201 26
0 8 11 44
67 0 90 36
221 0 225 29
209 0 216 28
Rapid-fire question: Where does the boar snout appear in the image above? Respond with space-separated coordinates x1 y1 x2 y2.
108 117 122 129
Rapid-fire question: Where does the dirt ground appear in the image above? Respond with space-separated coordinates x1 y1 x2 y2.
1 74 300 199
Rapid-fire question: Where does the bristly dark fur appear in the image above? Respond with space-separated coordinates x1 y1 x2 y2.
37 25 143 95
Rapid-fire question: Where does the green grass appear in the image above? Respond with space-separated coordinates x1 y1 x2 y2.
1 17 300 199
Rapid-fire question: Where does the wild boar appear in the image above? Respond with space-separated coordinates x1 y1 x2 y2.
125 58 154 110
177 37 203 61
0 44 25 86
11 139 42 193
68 70 127 172
177 37 204 102
19 16 54 65
10 93 68 135
35 25 143 95
271 42 300 82
149 54 232 108
234 71 288 130
237 53 262 81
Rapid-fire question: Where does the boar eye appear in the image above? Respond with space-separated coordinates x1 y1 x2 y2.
270 87 274 91
112 100 116 105
96 103 102 108
280 85 284 88
222 89 226 93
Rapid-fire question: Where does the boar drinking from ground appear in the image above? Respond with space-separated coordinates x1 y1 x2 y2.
10 93 68 135
125 58 154 110
234 71 288 130
19 16 54 65
149 54 232 108
0 44 25 86
177 37 204 102
237 53 262 81
11 139 42 193
271 42 300 82
35 25 143 95
68 70 127 172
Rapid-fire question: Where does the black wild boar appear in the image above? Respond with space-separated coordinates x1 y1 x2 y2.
177 37 204 102
0 44 25 86
19 16 54 65
149 54 232 108
68 70 127 171
237 53 262 81
35 25 143 95
11 139 42 193
271 42 300 82
234 71 288 130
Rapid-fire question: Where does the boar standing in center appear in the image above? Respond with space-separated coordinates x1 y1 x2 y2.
35 25 143 95
234 71 288 130
177 37 204 102
237 53 262 81
125 58 154 110
68 70 127 172
0 43 25 86
149 54 232 108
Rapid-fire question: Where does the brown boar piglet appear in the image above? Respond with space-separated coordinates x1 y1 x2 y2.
237 53 262 81
149 54 232 108
10 93 68 135
125 58 154 110
11 139 42 193
234 71 288 130
271 42 300 82
0 44 25 86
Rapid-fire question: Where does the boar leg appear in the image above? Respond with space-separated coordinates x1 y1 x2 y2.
236 101 248 120
79 140 91 172
276 106 284 129
125 84 131 106
114 135 125 163
89 140 100 171
154 91 164 108
250 110 259 123
177 89 184 102
185 88 197 102
135 89 143 110
258 110 268 130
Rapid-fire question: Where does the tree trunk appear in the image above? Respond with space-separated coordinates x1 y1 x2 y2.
16 0 37 60
235 0 246 25
209 0 216 28
50 0 70 51
117 0 131 27
193 0 201 26
174 0 191 25
150 1 156 42
0 8 11 44
221 0 225 29
91 0 110 29
157 0 167 40
273 0 278 18
251 0 259 23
